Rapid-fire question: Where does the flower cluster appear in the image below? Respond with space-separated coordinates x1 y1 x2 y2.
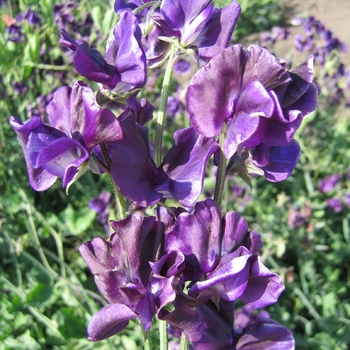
10 0 319 348
80 199 294 348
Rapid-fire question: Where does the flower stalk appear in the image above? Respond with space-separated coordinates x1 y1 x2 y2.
154 44 177 166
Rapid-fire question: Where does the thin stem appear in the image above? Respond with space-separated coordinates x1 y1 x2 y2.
132 0 160 14
154 44 177 166
213 132 227 208
159 319 168 350
180 333 189 350
23 62 68 71
143 329 152 350
100 144 126 219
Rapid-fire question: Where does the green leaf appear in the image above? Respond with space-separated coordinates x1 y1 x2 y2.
60 205 96 236
26 282 57 309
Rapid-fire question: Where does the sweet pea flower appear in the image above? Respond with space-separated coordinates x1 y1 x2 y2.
162 298 294 349
317 173 342 193
165 199 284 308
79 214 175 340
9 81 122 191
186 44 318 180
60 11 146 96
151 0 241 59
107 114 218 207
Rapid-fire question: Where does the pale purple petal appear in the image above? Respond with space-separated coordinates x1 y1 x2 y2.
9 116 58 191
190 247 252 301
34 137 89 187
221 211 249 254
46 82 123 149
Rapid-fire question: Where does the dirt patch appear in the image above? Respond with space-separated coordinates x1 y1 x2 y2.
279 0 350 66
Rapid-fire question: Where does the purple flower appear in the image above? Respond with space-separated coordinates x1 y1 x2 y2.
165 199 284 308
9 81 122 191
326 197 343 213
151 0 241 59
344 193 350 208
163 299 294 349
251 141 301 182
233 316 295 349
107 114 218 208
6 24 25 42
60 11 146 96
186 45 318 180
317 174 342 193
79 214 175 340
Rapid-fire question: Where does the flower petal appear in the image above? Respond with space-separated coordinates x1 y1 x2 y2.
186 45 245 138
87 304 137 341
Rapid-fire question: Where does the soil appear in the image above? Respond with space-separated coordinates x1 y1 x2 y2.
279 0 350 66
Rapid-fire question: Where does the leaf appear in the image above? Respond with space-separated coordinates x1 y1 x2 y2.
26 282 57 309
60 205 96 236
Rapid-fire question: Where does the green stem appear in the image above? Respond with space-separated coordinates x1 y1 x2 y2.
132 0 160 14
154 44 177 166
180 333 189 350
159 319 168 350
143 329 152 350
23 62 68 70
100 144 126 219
213 132 227 208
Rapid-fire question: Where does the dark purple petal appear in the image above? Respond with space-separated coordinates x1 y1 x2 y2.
165 198 222 280
198 1 241 59
109 215 164 286
186 45 245 137
156 127 219 208
79 236 119 275
262 92 303 147
252 141 301 182
105 11 146 93
60 30 118 88
242 45 291 92
108 114 162 207
9 116 58 191
87 304 137 341
150 251 185 278
282 56 315 108
141 24 171 68
239 255 285 308
284 81 319 118
235 317 295 350
159 301 204 343
189 301 235 349
137 277 176 330
46 82 123 149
